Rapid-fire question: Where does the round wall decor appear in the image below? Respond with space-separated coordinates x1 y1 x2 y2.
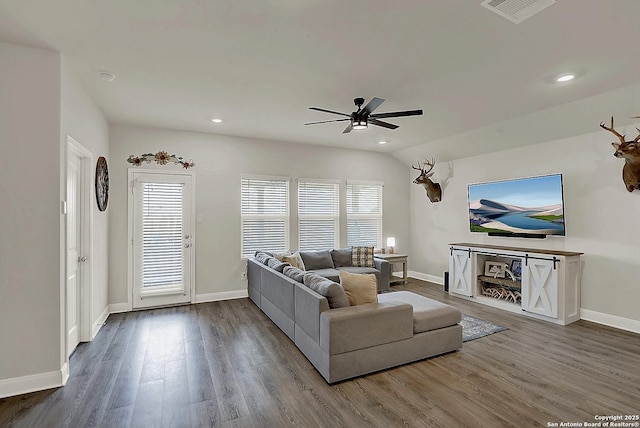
95 156 109 211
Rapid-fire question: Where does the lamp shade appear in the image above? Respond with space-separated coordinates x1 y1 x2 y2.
386 237 396 247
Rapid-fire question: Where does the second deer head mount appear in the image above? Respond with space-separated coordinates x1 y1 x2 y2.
600 116 640 192
412 157 442 203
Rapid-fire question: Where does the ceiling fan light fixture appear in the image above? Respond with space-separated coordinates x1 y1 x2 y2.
352 117 368 130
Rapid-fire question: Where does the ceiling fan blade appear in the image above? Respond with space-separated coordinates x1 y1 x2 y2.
369 118 399 130
360 97 385 117
342 122 353 133
303 118 351 125
370 109 423 119
309 107 351 117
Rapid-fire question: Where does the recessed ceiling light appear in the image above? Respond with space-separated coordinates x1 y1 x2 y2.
210 118 222 123
98 71 115 82
556 74 575 82
378 141 387 145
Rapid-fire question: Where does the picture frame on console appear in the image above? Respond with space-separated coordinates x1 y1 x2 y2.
510 259 522 281
484 261 506 278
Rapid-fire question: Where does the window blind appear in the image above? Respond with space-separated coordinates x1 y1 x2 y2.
139 182 184 288
241 177 289 258
298 180 339 251
347 182 382 247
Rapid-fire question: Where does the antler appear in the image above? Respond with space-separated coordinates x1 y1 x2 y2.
412 157 436 177
600 116 627 144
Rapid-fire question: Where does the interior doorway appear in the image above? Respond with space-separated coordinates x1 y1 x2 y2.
65 136 92 357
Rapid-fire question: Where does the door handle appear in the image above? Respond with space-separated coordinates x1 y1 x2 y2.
78 256 87 262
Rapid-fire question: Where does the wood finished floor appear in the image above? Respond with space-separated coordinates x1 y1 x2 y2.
1 279 639 427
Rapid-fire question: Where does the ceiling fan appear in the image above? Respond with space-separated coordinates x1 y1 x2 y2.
303 97 423 134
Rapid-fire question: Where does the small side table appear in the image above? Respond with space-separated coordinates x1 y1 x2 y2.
374 253 409 285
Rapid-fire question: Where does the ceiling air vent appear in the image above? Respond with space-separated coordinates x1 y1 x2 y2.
481 0 556 24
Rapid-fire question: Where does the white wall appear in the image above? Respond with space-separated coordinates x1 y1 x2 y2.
109 125 410 305
406 127 640 324
60 58 110 335
0 43 61 381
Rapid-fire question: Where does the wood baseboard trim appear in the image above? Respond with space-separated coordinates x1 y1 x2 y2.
91 306 110 339
0 362 68 399
580 308 640 334
409 270 640 334
195 289 248 303
408 270 443 285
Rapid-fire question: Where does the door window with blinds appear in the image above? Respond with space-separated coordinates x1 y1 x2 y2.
298 179 339 251
241 176 290 258
347 181 383 248
130 171 194 309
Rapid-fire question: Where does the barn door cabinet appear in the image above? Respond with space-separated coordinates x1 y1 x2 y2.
448 243 582 325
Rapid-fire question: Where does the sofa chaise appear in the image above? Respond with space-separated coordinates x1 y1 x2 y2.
247 248 463 383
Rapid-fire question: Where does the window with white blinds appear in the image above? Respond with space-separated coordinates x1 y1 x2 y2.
298 180 339 251
139 182 184 288
347 181 383 248
241 177 290 258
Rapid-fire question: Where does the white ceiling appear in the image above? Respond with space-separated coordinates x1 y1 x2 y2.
1 0 639 160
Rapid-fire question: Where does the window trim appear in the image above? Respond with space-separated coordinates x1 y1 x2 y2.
346 180 384 248
240 175 290 259
297 178 340 251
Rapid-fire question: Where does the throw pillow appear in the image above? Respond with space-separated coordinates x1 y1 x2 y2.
282 255 300 269
284 251 305 271
303 273 350 309
351 246 375 268
331 247 353 267
267 257 289 273
339 270 377 306
272 250 291 261
299 250 334 270
254 252 271 265
283 266 305 283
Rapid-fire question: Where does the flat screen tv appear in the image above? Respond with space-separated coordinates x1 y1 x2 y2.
468 174 565 238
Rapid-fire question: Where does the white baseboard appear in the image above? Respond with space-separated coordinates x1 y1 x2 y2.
109 302 129 314
580 309 640 335
0 362 68 399
410 270 640 334
408 270 444 285
195 289 248 303
91 306 110 339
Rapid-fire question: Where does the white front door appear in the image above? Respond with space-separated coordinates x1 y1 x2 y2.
131 171 195 309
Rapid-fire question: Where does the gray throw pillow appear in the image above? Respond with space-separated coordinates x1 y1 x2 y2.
254 252 271 265
303 273 350 309
331 247 353 267
267 257 288 273
300 250 334 270
283 265 305 283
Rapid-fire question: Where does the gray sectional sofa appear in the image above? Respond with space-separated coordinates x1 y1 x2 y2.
247 248 463 383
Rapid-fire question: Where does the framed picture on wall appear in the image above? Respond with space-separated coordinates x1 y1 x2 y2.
484 261 506 278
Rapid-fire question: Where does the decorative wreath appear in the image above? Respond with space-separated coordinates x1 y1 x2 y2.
127 151 195 169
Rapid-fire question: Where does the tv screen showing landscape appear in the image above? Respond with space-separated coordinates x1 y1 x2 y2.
468 174 565 236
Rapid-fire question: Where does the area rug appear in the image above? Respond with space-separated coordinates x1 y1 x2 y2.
461 314 507 342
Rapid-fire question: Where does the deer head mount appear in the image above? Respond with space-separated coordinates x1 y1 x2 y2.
600 116 640 192
412 157 442 203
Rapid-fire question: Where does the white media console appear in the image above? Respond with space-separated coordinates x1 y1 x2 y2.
448 243 583 325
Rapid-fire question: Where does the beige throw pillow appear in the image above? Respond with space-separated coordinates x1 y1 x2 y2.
283 251 305 270
282 255 299 269
339 270 377 306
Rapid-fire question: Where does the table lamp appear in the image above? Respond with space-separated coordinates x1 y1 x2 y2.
386 237 396 254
